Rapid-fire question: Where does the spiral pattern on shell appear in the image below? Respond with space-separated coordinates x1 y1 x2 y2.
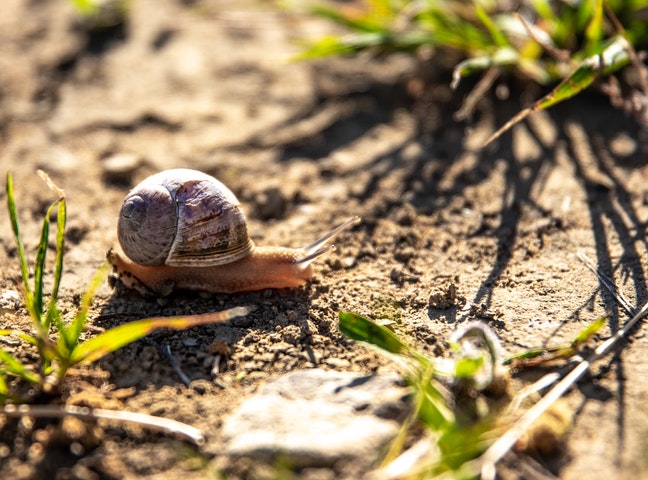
117 169 253 267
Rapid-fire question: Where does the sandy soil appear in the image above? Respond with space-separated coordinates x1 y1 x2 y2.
1 1 648 479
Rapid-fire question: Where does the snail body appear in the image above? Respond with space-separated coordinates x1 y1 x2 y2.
109 168 359 296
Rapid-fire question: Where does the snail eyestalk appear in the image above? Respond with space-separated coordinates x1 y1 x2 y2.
296 216 361 266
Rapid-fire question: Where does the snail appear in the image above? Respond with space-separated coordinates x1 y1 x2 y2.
108 168 360 296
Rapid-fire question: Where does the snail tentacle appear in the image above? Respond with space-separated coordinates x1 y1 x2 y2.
296 216 361 265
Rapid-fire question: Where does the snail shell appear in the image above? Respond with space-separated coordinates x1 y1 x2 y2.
109 168 360 296
117 169 252 267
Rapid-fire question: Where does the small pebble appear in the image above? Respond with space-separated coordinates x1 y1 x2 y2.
253 187 288 220
343 256 357 268
0 290 22 312
102 153 141 184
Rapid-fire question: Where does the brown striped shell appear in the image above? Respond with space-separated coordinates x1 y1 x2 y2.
117 169 253 267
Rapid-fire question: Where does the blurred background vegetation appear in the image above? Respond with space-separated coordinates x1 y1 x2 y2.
289 0 648 140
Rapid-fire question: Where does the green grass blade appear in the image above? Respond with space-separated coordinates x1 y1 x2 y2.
0 330 38 346
451 47 517 88
415 375 456 430
536 35 630 110
339 311 410 355
33 170 66 330
307 4 384 33
438 422 494 471
33 211 51 320
50 305 76 365
50 305 67 341
0 348 40 384
5 173 35 316
503 317 607 366
537 60 596 107
33 200 63 325
0 373 8 395
484 35 631 147
475 3 508 48
454 356 485 379
295 32 390 60
451 56 495 88
69 0 101 16
572 317 607 348
63 260 112 350
46 195 66 328
529 0 557 22
584 0 605 54
502 347 557 364
69 307 249 365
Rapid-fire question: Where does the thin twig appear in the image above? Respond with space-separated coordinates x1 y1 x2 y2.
144 339 192 387
37 170 65 198
514 13 571 63
506 372 561 413
577 252 636 316
163 344 192 387
454 67 501 121
605 3 648 98
479 299 648 479
3 403 205 445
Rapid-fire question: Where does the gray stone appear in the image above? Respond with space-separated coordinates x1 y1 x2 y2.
222 369 410 468
102 153 142 184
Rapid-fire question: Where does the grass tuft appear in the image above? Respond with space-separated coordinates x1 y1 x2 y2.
297 0 648 145
338 309 616 477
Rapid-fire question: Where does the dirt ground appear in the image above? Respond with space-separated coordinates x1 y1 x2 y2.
1 1 648 479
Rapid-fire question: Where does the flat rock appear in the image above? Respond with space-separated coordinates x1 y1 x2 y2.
222 369 410 469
